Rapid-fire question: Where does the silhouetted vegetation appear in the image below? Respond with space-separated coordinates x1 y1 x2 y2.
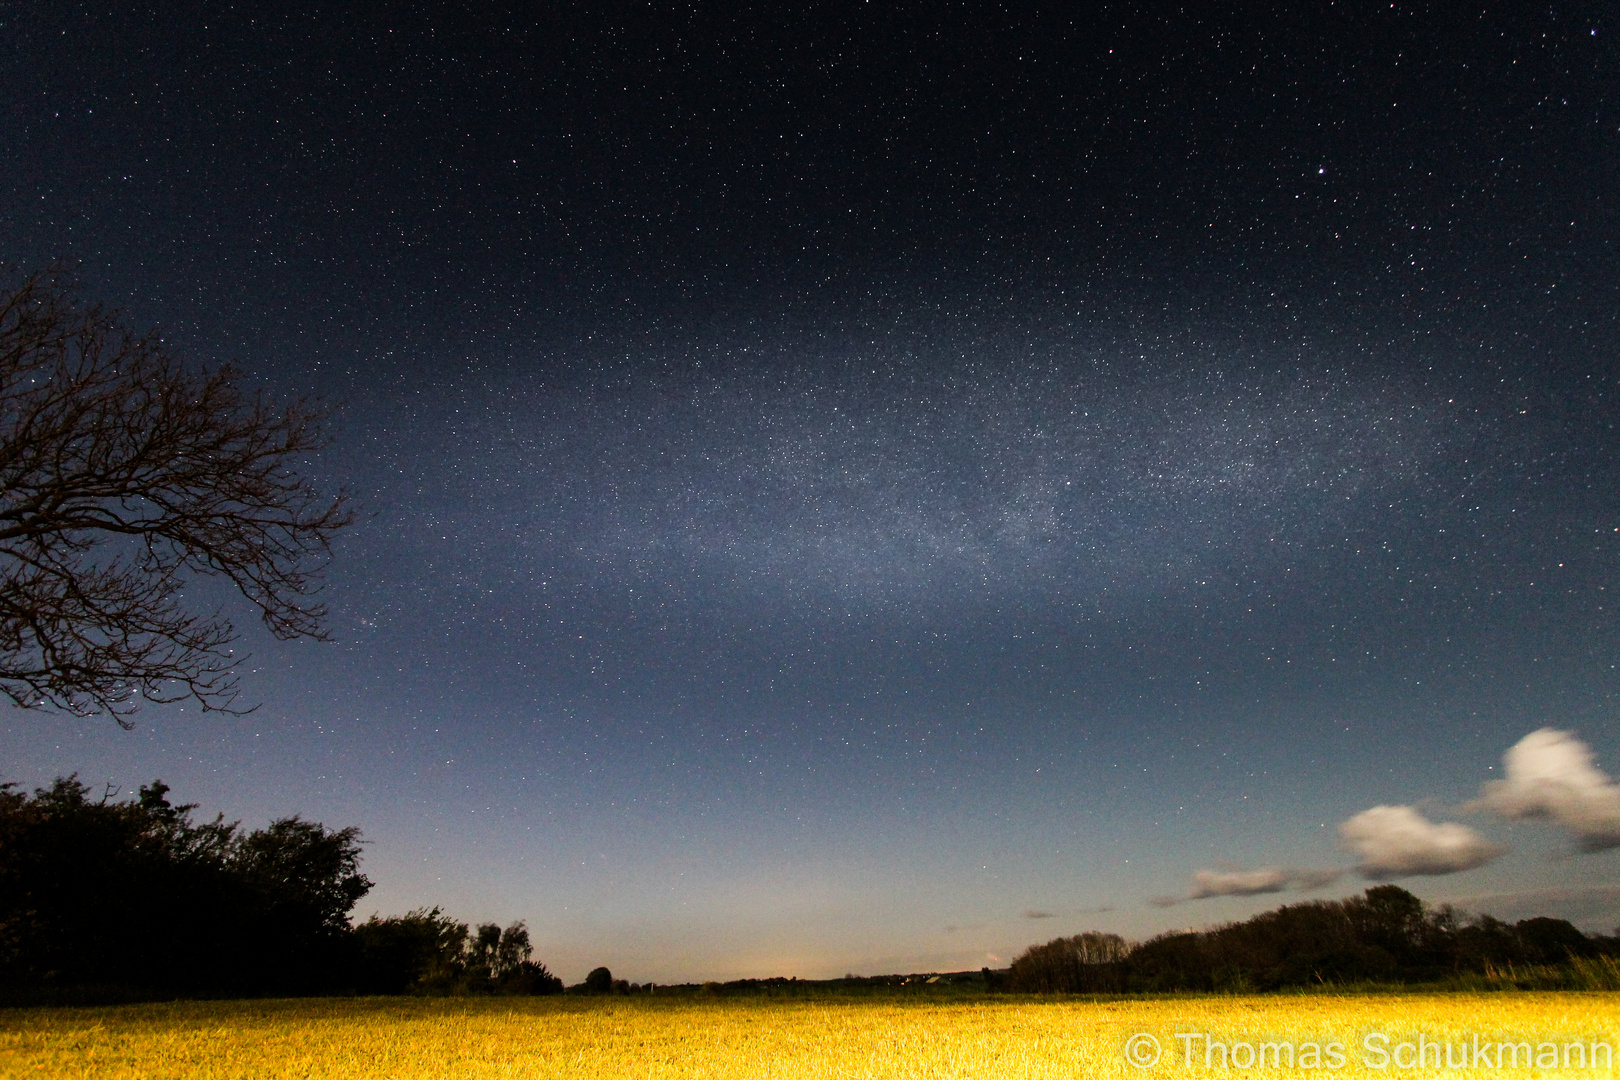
578 966 615 994
1008 885 1620 994
1006 931 1132 993
11 773 1619 1004
352 909 562 995
0 270 352 722
0 775 366 999
0 776 561 1002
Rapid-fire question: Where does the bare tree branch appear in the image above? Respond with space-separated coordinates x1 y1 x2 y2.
0 268 353 724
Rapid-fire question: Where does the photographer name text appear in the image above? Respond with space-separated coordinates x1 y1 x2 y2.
1122 1031 1614 1070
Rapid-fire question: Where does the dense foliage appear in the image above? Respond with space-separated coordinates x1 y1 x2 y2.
353 908 562 995
1009 885 1620 993
1004 931 1133 993
0 775 368 996
0 776 559 1000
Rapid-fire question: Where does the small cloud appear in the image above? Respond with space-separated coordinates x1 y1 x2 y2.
1159 866 1344 906
1340 805 1504 879
1189 867 1290 899
1021 909 1056 919
1289 867 1344 891
1467 728 1620 851
1075 904 1115 915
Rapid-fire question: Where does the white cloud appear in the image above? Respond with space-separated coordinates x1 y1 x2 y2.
1156 866 1344 906
1339 805 1504 879
1189 867 1291 899
1468 728 1620 851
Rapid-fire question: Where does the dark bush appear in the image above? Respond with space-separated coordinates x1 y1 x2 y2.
1008 886 1608 994
354 911 562 995
1007 932 1130 993
353 908 469 994
0 775 368 997
1515 917 1592 964
0 775 565 1000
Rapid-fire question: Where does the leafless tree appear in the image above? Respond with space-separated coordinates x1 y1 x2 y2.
0 270 352 723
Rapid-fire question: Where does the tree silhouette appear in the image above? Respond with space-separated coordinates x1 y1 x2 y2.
352 910 562 995
0 775 370 995
0 269 352 721
1007 932 1131 993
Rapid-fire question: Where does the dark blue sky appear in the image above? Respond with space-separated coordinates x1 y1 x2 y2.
3 1 1619 981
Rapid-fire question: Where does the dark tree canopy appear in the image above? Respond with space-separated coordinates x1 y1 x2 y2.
0 775 371 996
1006 931 1132 994
1007 886 1620 994
0 775 571 1002
351 909 563 995
0 269 351 721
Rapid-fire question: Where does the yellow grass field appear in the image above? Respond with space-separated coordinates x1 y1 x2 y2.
2 991 1617 1079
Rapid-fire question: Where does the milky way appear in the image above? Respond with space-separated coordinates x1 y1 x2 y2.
373 355 1469 618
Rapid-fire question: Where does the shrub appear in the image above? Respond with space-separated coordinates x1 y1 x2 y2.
1007 932 1131 993
353 912 562 995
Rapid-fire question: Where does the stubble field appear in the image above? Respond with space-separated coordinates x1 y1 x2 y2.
1 991 1616 1079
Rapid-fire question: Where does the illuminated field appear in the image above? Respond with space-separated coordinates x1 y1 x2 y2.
2 992 1617 1078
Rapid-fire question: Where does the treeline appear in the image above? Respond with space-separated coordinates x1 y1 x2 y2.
0 777 564 1001
1009 885 1620 993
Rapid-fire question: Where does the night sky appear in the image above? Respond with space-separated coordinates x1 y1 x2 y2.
3 2 1619 983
